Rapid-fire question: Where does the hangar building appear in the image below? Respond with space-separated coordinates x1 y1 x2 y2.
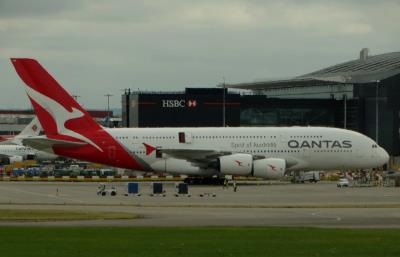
122 49 400 156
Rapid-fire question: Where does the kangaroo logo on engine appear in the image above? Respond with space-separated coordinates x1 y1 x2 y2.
288 140 352 148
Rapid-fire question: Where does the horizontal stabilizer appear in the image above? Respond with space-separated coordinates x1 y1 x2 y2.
22 137 86 151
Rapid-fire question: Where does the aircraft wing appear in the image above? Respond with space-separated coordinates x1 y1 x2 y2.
160 149 231 167
22 137 86 151
159 148 268 168
160 148 298 169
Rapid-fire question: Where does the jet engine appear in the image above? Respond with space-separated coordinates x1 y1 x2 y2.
219 153 252 176
253 158 286 179
9 156 23 164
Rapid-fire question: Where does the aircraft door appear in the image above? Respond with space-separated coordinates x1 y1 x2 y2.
155 147 163 158
178 132 192 144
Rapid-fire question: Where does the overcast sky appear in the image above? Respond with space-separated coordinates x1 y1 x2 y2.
0 0 399 109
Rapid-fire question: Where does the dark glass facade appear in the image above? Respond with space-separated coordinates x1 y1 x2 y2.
353 74 400 156
239 96 335 127
122 89 339 128
122 88 240 127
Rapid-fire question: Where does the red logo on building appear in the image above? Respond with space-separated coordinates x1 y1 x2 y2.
187 100 197 108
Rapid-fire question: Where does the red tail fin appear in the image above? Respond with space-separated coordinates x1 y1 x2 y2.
11 58 145 170
11 58 100 137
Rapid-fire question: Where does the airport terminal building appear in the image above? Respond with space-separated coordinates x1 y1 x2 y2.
122 49 400 156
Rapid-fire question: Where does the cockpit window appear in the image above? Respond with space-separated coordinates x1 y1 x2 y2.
372 144 378 148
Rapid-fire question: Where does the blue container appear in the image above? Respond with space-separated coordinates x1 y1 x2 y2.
177 183 188 194
152 182 163 194
127 182 139 194
26 168 40 176
12 168 24 176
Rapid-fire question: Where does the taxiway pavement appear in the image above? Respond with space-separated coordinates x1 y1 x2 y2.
0 181 399 227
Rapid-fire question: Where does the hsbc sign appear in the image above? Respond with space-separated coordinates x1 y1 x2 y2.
162 99 197 108
162 100 185 108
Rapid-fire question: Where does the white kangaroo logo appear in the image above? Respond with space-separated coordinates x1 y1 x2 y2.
24 86 103 152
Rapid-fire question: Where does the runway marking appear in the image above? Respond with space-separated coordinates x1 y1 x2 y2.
310 211 342 221
0 185 85 203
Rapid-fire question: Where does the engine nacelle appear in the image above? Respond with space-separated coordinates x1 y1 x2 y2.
253 158 286 179
9 156 23 164
219 153 252 176
35 151 57 161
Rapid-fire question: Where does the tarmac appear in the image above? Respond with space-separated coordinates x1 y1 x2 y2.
0 181 399 227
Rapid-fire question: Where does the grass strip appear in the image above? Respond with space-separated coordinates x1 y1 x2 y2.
0 227 399 257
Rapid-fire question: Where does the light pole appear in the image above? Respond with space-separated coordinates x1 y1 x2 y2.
104 94 113 127
222 77 226 127
343 93 347 129
375 80 380 144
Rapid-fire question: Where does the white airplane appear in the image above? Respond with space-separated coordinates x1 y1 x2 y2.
0 117 58 163
0 117 41 145
10 58 389 179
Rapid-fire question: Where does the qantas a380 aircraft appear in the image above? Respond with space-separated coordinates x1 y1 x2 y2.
11 58 389 179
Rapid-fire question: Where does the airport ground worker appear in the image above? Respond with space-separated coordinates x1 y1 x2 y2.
233 180 237 192
223 178 228 189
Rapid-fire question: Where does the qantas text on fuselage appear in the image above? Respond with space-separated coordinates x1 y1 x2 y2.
288 140 352 149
